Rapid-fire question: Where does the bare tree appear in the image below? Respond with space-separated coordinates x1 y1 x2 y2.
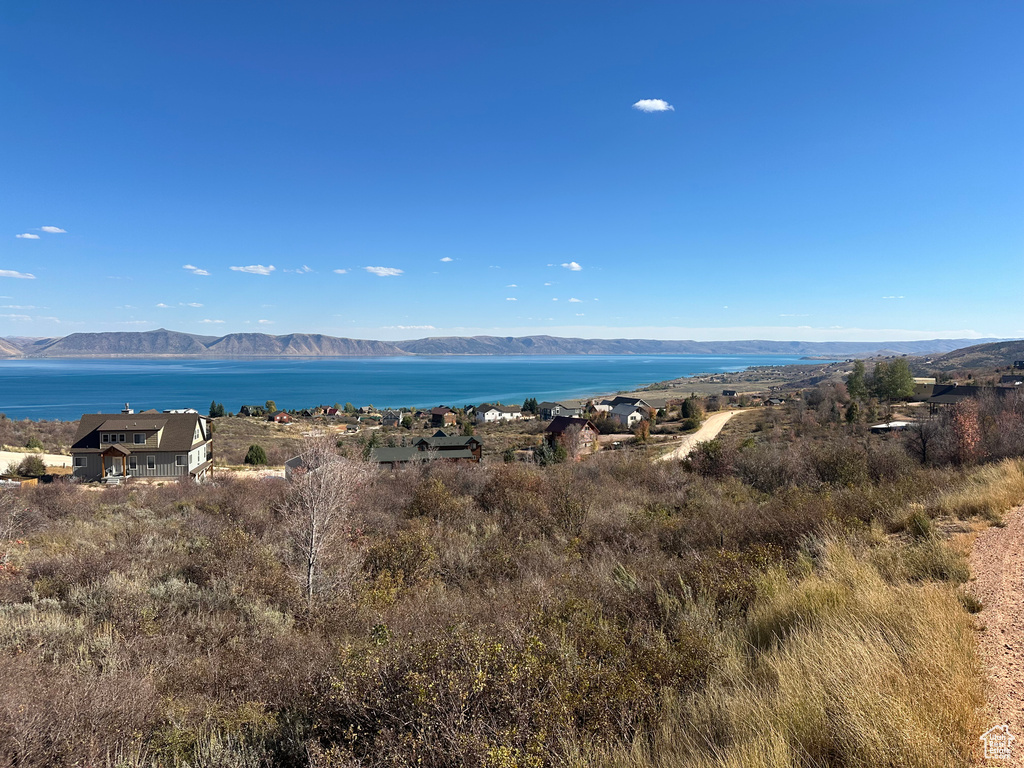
285 436 374 606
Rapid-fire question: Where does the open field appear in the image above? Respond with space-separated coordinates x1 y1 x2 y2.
3 374 1023 766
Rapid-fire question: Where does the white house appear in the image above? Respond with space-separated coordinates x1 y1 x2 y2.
476 403 523 423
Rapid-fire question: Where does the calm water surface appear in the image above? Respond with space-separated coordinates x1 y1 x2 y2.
0 355 813 421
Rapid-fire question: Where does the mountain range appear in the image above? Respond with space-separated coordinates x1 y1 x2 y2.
0 329 1004 359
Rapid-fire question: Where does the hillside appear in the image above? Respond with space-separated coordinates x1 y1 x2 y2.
929 339 1024 371
0 329 1001 359
31 329 212 356
204 333 406 357
0 338 23 357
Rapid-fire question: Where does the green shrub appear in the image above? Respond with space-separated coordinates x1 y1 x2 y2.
243 444 268 465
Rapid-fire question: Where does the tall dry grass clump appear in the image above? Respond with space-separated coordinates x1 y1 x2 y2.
569 541 984 768
925 458 1024 522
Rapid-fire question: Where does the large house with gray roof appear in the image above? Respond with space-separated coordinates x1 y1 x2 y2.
71 410 213 483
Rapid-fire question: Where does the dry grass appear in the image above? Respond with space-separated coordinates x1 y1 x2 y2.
567 541 984 768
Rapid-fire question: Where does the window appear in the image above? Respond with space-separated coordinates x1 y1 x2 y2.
73 456 86 468
134 433 145 444
118 434 126 442
147 455 155 470
128 456 138 471
176 455 187 467
101 434 108 443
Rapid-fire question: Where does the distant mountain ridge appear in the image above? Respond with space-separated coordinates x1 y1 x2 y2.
0 329 1003 359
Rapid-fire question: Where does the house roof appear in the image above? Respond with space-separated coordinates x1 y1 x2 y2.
478 403 521 413
382 409 401 418
97 418 167 431
430 406 453 415
611 403 642 416
72 412 207 453
607 396 650 408
101 443 133 455
414 434 481 448
545 416 596 434
926 384 1009 405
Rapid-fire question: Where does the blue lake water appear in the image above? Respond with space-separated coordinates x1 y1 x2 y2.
0 355 814 421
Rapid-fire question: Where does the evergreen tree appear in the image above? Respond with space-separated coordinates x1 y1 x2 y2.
846 360 867 400
244 444 268 465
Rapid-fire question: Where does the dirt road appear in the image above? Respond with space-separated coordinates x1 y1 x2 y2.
970 505 1024 766
658 409 748 462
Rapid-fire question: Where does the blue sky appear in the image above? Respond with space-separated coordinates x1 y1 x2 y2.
2 1 1022 342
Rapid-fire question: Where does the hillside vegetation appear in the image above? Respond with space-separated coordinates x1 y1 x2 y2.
2 384 1023 766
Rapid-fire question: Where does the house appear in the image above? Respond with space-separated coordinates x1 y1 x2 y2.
722 390 737 397
1015 361 1024 370
269 411 292 424
924 384 1011 413
430 406 458 427
544 416 598 453
765 397 786 406
370 431 482 467
538 401 582 420
382 409 402 428
413 430 483 461
1000 375 1023 386
284 455 306 481
475 403 523 423
610 403 645 429
593 400 614 413
70 410 213 483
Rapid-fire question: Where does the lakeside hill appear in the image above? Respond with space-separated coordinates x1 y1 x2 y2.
928 339 1024 371
0 329 1004 359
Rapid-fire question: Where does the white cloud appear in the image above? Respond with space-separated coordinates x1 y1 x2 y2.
506 284 518 288
440 257 453 262
779 313 809 317
882 295 905 300
15 233 39 240
506 297 517 301
156 303 171 308
568 297 582 303
285 265 314 273
365 266 403 277
258 319 274 324
333 268 349 274
0 270 36 279
230 264 275 275
544 282 552 286
40 226 66 234
0 313 31 321
199 319 225 324
632 98 674 113
552 298 558 302
393 325 436 330
181 302 203 308
561 261 582 271
183 264 211 276
0 305 36 309
576 313 585 316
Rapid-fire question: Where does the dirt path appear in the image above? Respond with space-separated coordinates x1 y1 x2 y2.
657 409 748 462
970 505 1024 765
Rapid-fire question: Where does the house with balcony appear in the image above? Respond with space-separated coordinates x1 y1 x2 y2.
70 410 213 483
